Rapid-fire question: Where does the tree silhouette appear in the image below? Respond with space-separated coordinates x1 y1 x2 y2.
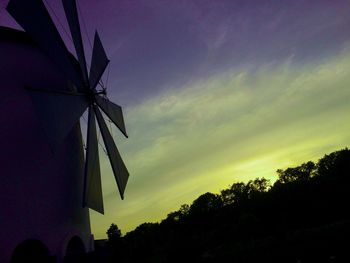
106 223 121 243
105 148 350 263
179 204 190 217
249 177 271 191
220 182 247 206
189 192 222 215
316 148 350 179
276 161 315 184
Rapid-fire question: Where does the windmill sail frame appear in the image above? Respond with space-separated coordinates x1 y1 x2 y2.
6 0 129 214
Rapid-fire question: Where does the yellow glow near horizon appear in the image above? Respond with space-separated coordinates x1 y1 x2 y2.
90 49 350 239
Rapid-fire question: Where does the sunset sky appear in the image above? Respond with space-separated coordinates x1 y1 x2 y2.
1 0 350 239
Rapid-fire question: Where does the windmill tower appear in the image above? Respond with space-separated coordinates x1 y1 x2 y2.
0 0 129 262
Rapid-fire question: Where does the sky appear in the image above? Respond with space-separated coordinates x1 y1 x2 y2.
1 0 350 239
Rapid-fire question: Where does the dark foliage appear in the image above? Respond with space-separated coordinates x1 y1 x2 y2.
107 224 122 242
104 148 350 262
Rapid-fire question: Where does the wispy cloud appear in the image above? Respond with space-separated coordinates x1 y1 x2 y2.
90 48 350 238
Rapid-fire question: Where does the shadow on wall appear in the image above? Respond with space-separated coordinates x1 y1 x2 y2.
10 236 92 263
10 239 56 263
63 236 86 263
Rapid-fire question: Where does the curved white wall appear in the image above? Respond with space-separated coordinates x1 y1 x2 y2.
0 28 92 262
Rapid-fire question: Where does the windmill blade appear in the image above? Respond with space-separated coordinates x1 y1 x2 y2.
6 0 84 90
89 31 109 89
62 0 89 85
83 106 104 214
94 106 129 199
27 88 88 152
95 95 128 137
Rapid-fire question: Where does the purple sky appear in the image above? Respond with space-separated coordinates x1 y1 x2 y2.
1 0 350 106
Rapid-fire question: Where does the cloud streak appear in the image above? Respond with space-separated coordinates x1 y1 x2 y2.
90 48 350 238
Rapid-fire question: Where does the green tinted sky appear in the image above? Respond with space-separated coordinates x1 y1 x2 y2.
91 49 350 238
84 0 350 239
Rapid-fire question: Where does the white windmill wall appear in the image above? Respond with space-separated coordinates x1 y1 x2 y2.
0 27 93 262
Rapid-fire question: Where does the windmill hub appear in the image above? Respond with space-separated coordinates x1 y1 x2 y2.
86 89 96 101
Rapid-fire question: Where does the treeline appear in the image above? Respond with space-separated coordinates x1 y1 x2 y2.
104 148 350 262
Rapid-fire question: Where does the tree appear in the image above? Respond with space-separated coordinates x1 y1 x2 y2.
107 223 122 243
230 182 249 202
248 178 271 192
245 178 271 200
220 182 251 205
179 204 190 217
131 222 160 239
316 148 350 179
220 188 235 206
189 192 223 215
276 161 315 183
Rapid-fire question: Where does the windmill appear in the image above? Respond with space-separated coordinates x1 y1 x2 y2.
6 0 129 215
